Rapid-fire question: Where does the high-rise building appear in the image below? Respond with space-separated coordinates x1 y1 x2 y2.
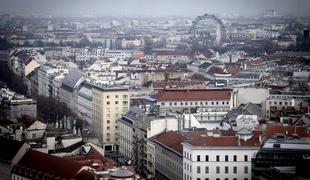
92 86 130 151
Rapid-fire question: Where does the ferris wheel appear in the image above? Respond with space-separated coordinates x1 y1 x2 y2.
189 14 227 50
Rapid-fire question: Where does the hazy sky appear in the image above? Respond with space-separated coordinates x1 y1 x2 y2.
0 0 309 17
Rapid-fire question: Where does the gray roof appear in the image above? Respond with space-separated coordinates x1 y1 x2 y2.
199 62 212 69
222 103 261 123
244 103 261 116
61 70 84 92
237 128 252 135
77 86 92 100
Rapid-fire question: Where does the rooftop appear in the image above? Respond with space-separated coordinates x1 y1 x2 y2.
14 150 91 179
153 89 231 101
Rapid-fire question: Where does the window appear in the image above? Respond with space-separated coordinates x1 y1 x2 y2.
197 178 201 180
205 166 209 173
216 101 219 105
233 155 237 162
161 102 165 106
107 95 110 98
197 166 201 174
107 101 110 105
115 95 119 98
205 155 209 161
244 155 248 162
170 102 172 106
225 178 228 180
233 166 237 174
244 166 248 174
107 126 110 130
216 179 220 180
190 165 192 172
107 120 110 124
216 166 220 174
197 155 200 161
216 155 220 161
222 102 225 105
205 178 209 180
107 138 110 142
123 101 128 105
32 133 36 139
123 95 128 99
225 155 228 161
225 166 228 174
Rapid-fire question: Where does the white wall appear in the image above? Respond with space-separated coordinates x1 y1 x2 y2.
183 144 258 180
234 87 269 107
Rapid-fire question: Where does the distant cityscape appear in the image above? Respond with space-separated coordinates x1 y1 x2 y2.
0 4 310 180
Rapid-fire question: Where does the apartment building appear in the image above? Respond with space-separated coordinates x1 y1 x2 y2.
182 131 260 180
92 86 130 150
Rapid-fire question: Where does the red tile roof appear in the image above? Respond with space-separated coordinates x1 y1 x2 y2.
154 89 232 101
190 135 238 146
225 66 240 75
154 130 259 152
264 124 310 137
153 131 185 154
64 145 117 171
15 150 91 179
153 80 205 89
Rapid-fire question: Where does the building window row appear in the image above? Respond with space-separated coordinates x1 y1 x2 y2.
161 101 230 107
195 154 248 162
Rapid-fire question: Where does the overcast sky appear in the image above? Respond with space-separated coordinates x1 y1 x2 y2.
0 0 309 17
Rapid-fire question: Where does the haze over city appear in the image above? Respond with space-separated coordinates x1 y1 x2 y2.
0 0 309 17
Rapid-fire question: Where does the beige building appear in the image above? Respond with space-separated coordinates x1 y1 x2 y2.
92 86 130 150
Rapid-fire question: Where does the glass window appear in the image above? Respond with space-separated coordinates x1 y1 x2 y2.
225 166 228 174
233 166 237 174
197 166 201 174
216 155 220 161
216 166 220 174
205 155 209 161
225 155 228 161
244 166 248 174
205 166 209 173
244 155 248 162
197 155 200 161
234 155 237 162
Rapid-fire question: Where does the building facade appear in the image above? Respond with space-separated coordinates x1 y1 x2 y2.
92 86 130 150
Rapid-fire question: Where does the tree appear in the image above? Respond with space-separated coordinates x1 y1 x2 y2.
0 63 28 95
